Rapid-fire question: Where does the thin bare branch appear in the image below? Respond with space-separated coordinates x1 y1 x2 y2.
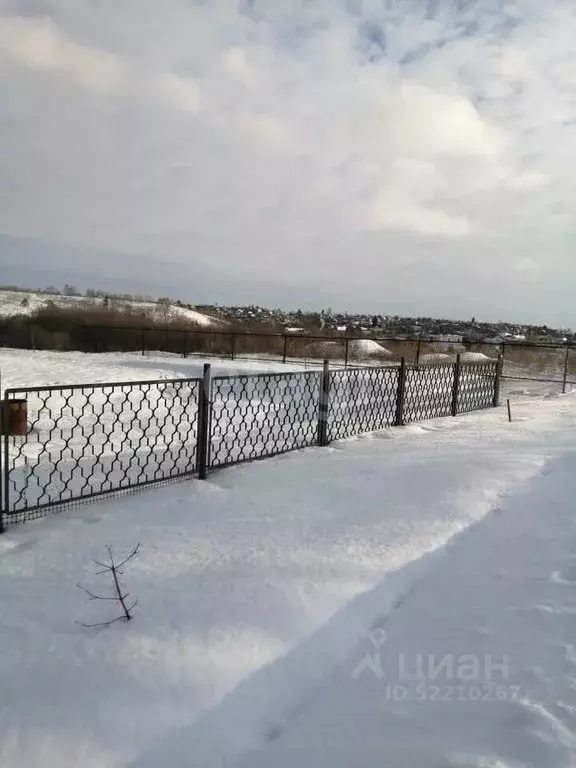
77 543 140 628
77 583 119 602
124 599 138 619
76 615 127 629
114 543 141 571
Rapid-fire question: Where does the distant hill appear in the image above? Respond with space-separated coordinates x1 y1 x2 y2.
0 289 222 328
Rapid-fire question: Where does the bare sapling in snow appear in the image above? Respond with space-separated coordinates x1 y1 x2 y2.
77 543 140 628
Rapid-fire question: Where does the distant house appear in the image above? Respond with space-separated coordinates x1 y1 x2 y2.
430 334 463 344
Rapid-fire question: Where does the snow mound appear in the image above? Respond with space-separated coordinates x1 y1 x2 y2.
420 353 451 363
0 290 220 328
349 339 392 358
421 352 496 364
461 351 495 362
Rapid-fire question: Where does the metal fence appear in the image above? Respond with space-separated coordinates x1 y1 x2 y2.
79 327 576 392
209 371 321 469
3 319 576 392
327 366 400 441
0 356 500 528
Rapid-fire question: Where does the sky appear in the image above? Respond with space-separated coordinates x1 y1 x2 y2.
0 0 575 326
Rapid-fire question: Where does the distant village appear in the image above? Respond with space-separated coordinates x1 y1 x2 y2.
196 303 573 345
0 284 571 346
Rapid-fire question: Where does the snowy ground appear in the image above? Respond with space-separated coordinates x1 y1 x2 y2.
0 346 569 401
238 446 576 768
1 387 575 767
0 348 303 393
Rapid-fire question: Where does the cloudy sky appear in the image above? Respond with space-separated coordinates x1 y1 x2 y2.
0 0 575 325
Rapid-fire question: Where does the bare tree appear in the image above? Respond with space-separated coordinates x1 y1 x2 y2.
77 543 140 628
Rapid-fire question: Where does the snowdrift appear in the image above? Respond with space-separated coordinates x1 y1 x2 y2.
348 339 393 359
420 353 451 363
461 351 495 362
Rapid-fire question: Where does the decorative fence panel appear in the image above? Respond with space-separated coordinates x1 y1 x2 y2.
457 361 499 413
403 363 455 423
327 367 400 441
209 371 321 469
2 377 201 523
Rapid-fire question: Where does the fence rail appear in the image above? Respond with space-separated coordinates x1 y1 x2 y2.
0 356 500 529
80 326 576 392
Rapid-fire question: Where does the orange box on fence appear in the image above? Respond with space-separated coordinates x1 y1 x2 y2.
1 399 28 436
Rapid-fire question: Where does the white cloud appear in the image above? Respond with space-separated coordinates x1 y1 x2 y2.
365 197 473 237
154 72 201 113
0 0 575 324
0 15 126 91
220 47 254 84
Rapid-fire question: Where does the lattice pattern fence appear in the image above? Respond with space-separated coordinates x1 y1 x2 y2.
403 363 455 423
2 378 201 523
327 367 400 441
457 361 499 414
209 372 321 468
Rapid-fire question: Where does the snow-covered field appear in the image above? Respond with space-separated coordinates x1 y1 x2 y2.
0 348 300 393
0 387 575 767
0 289 219 327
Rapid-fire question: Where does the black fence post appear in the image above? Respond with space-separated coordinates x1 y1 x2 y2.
0 396 7 533
563 346 570 394
493 354 504 407
344 338 349 369
415 335 422 367
317 359 330 446
182 332 188 359
230 333 236 361
197 363 212 480
451 354 462 417
395 357 407 427
141 329 146 357
282 335 288 364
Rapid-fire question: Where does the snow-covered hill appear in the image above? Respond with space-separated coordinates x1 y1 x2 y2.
0 290 220 328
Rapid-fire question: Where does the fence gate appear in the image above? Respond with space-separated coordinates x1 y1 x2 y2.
1 377 201 524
